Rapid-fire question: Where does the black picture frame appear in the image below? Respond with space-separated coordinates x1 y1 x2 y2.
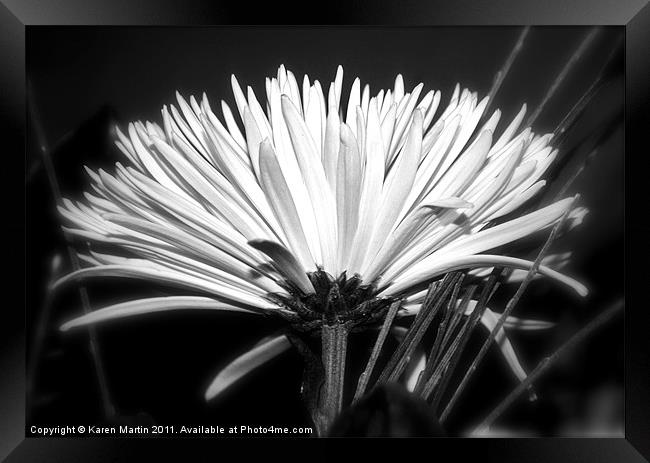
2 0 648 460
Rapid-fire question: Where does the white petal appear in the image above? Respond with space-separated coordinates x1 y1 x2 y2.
404 347 426 392
61 296 261 331
221 100 247 150
358 110 423 275
383 254 588 297
334 65 344 112
281 96 337 270
258 139 315 269
54 263 273 309
336 124 362 274
345 77 361 137
478 307 527 382
322 110 340 192
490 104 527 155
438 197 574 259
205 335 291 400
248 239 315 295
345 99 384 271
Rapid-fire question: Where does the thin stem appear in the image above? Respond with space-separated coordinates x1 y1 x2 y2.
419 288 477 399
525 27 600 128
433 283 474 366
28 83 115 419
552 36 623 145
353 300 401 402
483 26 530 119
317 322 349 435
376 273 461 386
474 299 623 434
27 257 58 412
429 270 503 410
552 115 622 202
413 278 465 394
440 199 576 423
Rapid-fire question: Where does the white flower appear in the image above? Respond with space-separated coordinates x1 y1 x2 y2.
57 65 587 399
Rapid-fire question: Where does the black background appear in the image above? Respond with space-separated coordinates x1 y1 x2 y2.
24 26 626 437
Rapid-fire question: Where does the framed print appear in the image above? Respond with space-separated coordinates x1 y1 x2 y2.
2 0 649 461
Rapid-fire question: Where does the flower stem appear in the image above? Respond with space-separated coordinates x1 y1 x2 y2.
316 322 349 436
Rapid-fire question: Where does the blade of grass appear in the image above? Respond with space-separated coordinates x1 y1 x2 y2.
552 116 622 202
525 27 600 128
28 82 115 418
553 36 623 146
440 199 576 423
375 273 461 387
428 270 503 410
474 298 623 434
413 277 466 394
353 300 402 402
483 27 530 120
434 283 476 366
417 286 477 399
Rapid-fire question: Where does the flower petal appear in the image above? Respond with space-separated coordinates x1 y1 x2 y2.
205 335 292 400
281 96 338 270
61 296 260 332
357 110 423 275
477 307 527 382
404 347 426 392
258 139 315 269
336 124 362 274
383 254 588 297
248 239 315 295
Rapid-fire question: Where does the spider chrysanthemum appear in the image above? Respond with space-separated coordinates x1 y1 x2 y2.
58 65 587 404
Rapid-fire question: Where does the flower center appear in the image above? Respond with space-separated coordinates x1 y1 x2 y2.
272 269 395 334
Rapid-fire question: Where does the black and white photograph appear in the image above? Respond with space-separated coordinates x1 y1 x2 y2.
25 24 625 437
2 0 650 461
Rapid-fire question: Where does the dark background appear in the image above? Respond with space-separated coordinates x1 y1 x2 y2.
26 26 624 436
